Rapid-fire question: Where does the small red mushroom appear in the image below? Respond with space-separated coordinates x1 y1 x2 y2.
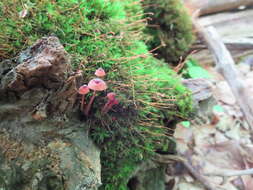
95 68 106 78
78 85 90 112
84 78 107 116
102 92 119 113
105 99 119 113
102 92 115 113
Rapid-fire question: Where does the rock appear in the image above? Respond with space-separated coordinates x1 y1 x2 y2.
182 78 214 103
128 161 166 190
0 36 81 117
0 37 101 190
1 36 70 91
182 78 216 118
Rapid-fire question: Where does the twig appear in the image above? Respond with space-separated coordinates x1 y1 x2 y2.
204 168 253 185
205 168 253 177
153 154 218 190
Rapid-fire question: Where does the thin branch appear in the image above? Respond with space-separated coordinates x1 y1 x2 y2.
205 168 253 177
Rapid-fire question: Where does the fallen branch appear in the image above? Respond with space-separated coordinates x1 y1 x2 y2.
223 38 253 50
195 23 253 129
193 38 253 51
190 37 253 65
153 154 218 190
205 168 253 177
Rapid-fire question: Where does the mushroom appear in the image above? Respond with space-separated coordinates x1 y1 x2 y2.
78 85 90 112
104 99 119 114
102 92 119 113
84 78 107 116
95 68 106 78
102 92 116 113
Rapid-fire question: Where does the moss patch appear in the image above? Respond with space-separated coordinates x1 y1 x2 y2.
0 0 193 189
143 0 195 65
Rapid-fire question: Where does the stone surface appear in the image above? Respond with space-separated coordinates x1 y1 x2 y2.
128 161 166 190
0 37 101 190
182 78 216 120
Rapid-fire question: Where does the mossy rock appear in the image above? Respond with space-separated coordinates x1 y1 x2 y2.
0 0 193 189
143 0 195 65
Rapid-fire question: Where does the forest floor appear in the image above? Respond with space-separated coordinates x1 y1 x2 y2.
168 5 253 190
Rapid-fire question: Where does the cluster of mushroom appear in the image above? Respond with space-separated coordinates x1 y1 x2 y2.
78 68 119 116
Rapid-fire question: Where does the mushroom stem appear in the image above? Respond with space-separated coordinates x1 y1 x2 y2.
103 102 113 113
102 99 119 114
101 101 111 113
81 95 85 112
84 91 96 116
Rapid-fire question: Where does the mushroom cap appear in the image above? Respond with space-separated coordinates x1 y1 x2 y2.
112 99 119 105
78 84 90 95
88 78 107 91
95 68 106 77
107 92 116 101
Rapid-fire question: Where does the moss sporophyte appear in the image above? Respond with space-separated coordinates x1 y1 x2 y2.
0 0 194 189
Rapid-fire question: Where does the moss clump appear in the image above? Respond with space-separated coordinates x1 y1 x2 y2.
143 0 195 65
0 0 193 189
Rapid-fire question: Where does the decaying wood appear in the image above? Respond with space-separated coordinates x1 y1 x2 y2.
223 38 253 50
154 154 218 190
199 9 253 38
191 42 253 66
191 48 253 66
191 9 253 65
188 0 253 16
192 42 253 65
193 38 253 51
199 9 253 27
195 24 253 129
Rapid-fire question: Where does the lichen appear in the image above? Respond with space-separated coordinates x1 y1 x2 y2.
0 0 194 189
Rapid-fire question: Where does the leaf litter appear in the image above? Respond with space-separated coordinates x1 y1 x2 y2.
169 57 253 190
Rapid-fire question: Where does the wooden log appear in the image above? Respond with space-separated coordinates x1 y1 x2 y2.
199 9 253 26
196 24 253 129
187 0 253 16
199 9 253 38
193 38 253 51
191 48 253 66
191 9 253 65
191 37 253 66
223 38 253 50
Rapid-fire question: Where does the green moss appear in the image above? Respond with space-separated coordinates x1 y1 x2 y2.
143 0 195 65
0 0 193 189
